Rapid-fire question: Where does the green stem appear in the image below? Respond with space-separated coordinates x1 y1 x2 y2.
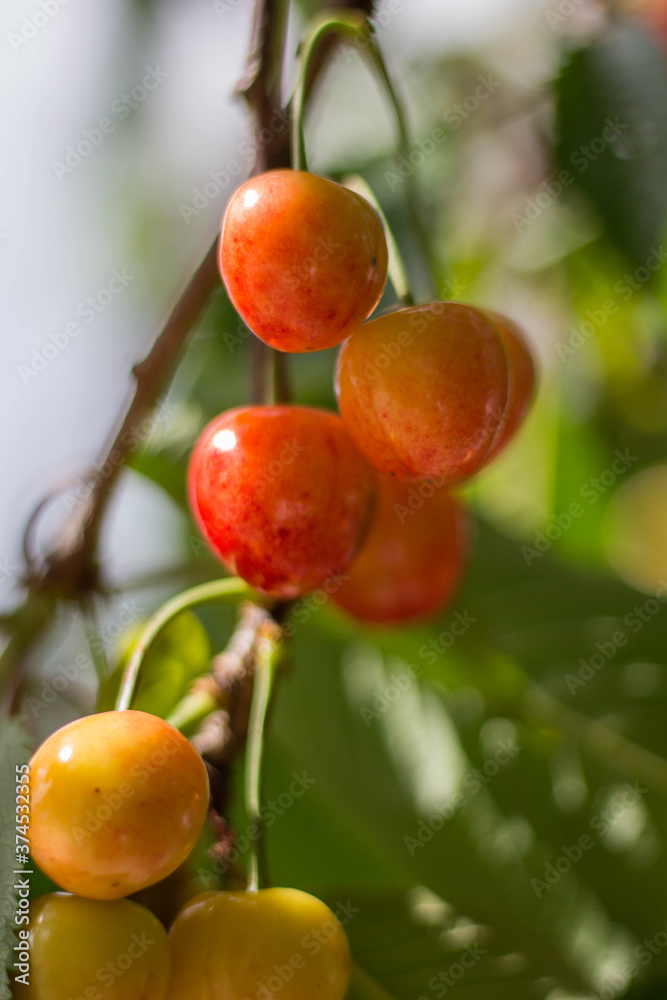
165 688 219 736
291 12 409 173
343 173 415 306
291 13 366 170
114 577 260 712
349 962 397 1000
364 40 410 156
245 628 281 891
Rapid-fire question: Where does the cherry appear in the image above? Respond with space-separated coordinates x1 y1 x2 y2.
188 405 376 598
219 170 388 352
636 0 667 51
18 893 170 999
483 310 535 461
166 888 350 1000
333 474 467 625
29 710 209 900
335 302 510 482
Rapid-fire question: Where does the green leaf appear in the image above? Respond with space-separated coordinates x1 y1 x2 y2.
128 451 189 509
257 618 595 997
338 889 563 1000
556 22 667 267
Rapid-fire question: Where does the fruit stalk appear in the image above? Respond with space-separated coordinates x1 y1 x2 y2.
343 172 415 306
115 577 261 712
291 10 410 173
245 622 283 891
166 601 270 742
0 0 289 696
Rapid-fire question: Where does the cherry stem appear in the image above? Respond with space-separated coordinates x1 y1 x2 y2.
165 685 219 736
271 352 291 405
291 12 411 173
245 624 282 891
114 577 264 712
167 602 270 739
260 345 291 406
343 172 415 306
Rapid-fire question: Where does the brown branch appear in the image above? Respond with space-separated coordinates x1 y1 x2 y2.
3 0 377 697
30 0 375 598
40 240 220 597
37 0 292 600
191 603 271 763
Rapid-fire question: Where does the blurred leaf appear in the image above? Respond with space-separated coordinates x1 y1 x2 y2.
129 451 189 509
623 977 667 1000
336 888 566 1000
256 615 600 996
556 22 667 267
239 509 667 992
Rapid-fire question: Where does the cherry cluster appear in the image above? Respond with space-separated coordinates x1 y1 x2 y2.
190 169 535 624
22 710 350 998
18 169 534 1000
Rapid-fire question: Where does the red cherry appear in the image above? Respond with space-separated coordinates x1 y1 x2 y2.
335 302 510 482
333 475 467 625
638 1 667 51
483 310 535 461
188 406 376 598
218 170 388 353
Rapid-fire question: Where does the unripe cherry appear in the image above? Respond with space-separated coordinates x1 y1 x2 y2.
18 893 170 999
166 888 350 1000
29 711 209 900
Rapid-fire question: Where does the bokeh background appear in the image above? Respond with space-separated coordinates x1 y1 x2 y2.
5 0 667 997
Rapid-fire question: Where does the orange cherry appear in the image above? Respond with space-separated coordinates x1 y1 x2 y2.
336 302 510 482
29 711 209 900
219 170 388 353
484 310 535 460
333 475 467 624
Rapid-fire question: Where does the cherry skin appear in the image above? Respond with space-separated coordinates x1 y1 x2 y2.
188 405 376 598
333 475 467 625
29 710 209 900
483 310 535 461
166 888 351 1000
637 0 667 51
335 302 510 482
16 893 170 1000
219 170 388 352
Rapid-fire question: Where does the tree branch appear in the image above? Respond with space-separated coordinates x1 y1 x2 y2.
3 0 377 697
38 0 294 600
30 0 375 599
